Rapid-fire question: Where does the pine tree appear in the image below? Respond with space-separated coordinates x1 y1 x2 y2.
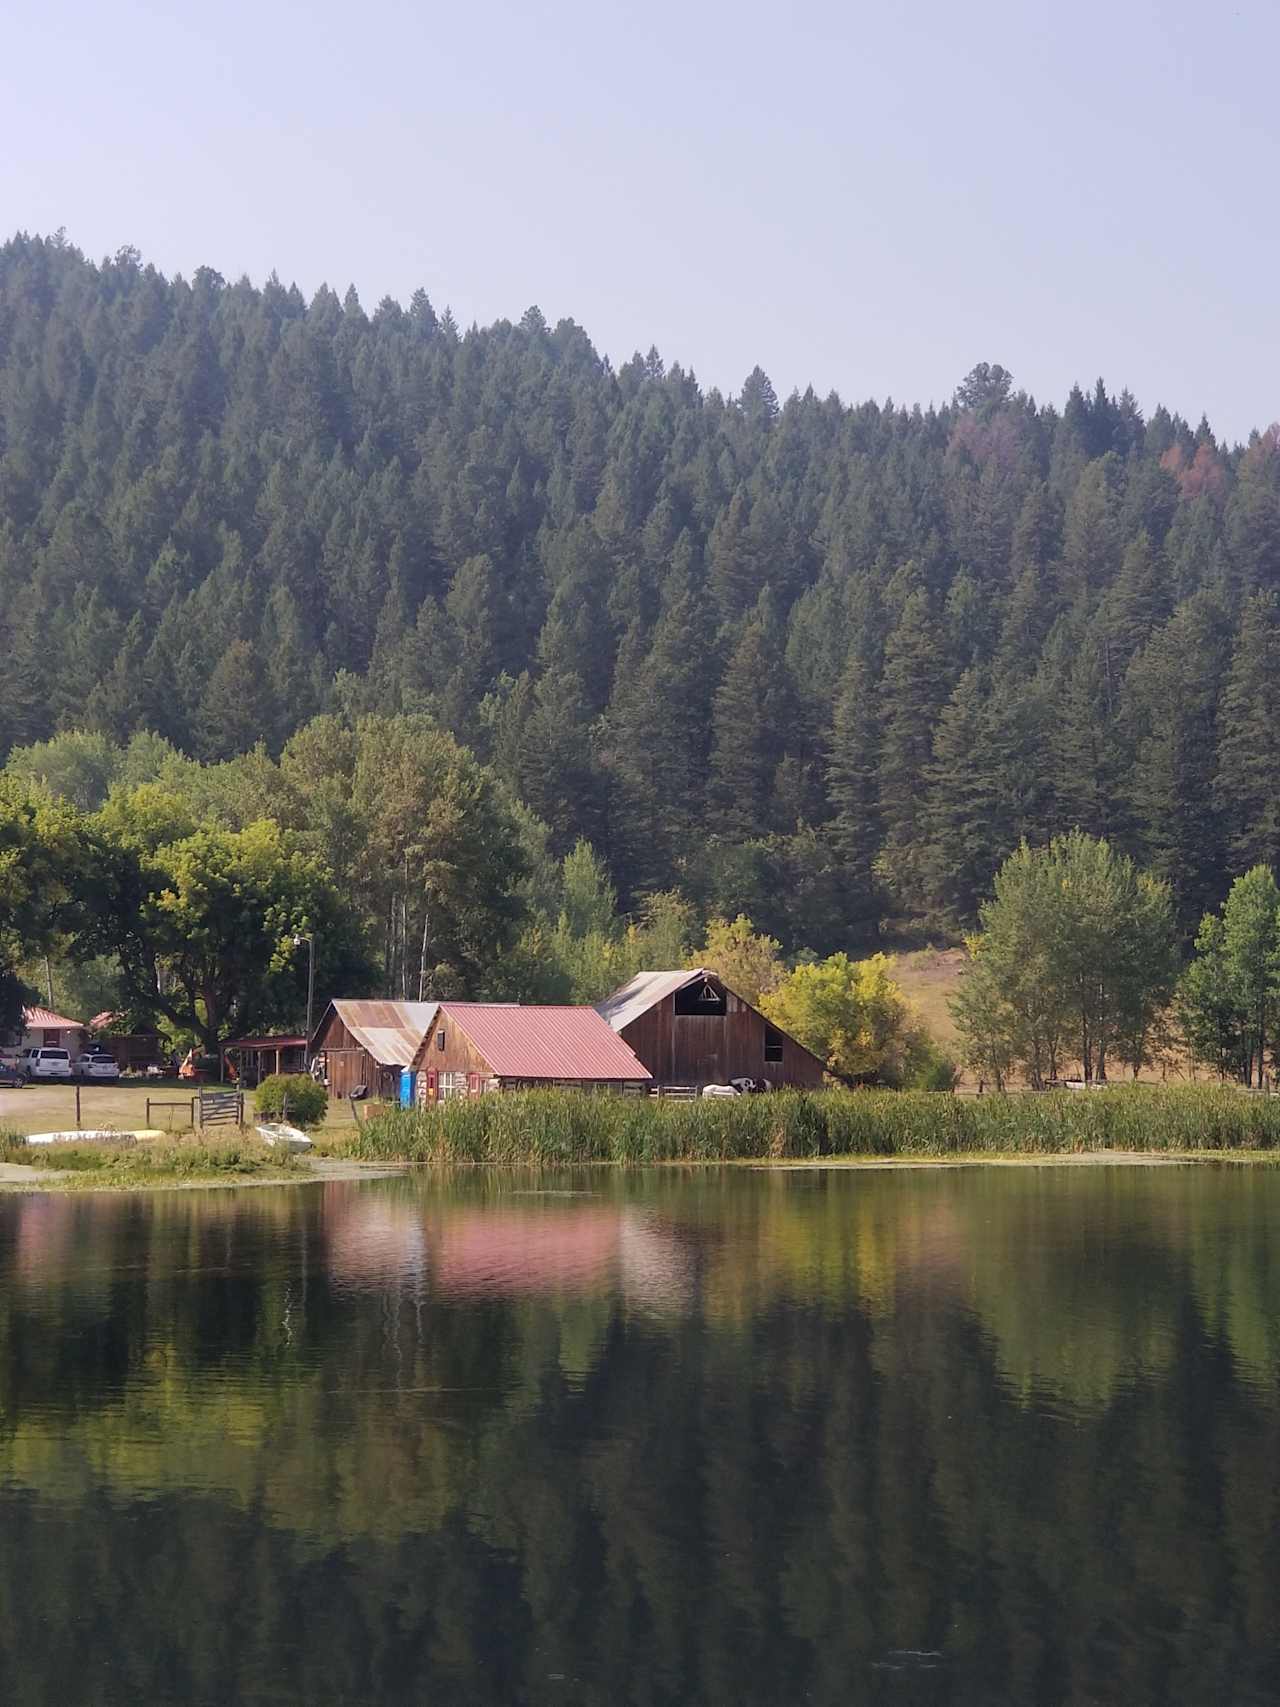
707 593 791 842
875 588 950 914
194 638 276 761
825 654 881 934
1214 591 1280 874
920 669 1001 924
606 588 712 895
1127 592 1230 928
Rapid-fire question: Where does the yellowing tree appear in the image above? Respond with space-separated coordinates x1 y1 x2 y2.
697 914 784 1004
760 952 946 1086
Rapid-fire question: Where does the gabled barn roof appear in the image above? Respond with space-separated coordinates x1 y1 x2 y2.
321 1000 440 1067
595 970 829 1074
422 1004 650 1081
594 969 717 1033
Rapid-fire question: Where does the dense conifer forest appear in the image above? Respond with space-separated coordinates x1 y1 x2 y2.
3 230 1277 953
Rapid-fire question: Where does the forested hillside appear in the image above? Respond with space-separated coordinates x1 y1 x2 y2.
3 230 1278 951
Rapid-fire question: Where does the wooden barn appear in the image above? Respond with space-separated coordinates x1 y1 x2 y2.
410 1004 650 1100
310 1000 440 1101
595 969 826 1092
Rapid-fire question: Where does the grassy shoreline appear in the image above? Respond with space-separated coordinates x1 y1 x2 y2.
0 1134 303 1190
5 1085 1280 1189
335 1084 1280 1166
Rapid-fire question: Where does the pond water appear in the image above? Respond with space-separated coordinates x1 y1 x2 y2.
1 1165 1278 1705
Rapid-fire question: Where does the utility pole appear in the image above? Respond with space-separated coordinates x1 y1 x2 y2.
306 933 316 1059
295 933 317 1066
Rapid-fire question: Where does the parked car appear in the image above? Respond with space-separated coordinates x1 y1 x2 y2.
0 1059 24 1088
76 1050 121 1082
25 1047 74 1081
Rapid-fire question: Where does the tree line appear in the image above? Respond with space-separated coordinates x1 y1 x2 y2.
0 722 950 1085
4 234 1280 953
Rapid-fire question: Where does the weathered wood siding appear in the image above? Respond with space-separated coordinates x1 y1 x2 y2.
423 1015 494 1083
618 990 824 1088
315 1010 402 1101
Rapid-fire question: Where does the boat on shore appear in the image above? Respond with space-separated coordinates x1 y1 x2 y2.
25 1129 154 1146
255 1123 314 1154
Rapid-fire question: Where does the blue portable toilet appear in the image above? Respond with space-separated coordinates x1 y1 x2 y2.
399 1067 416 1108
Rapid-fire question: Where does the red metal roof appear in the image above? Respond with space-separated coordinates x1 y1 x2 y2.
431 1004 651 1081
23 1006 85 1031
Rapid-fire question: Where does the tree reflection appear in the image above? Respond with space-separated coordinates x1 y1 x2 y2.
0 1169 1275 1705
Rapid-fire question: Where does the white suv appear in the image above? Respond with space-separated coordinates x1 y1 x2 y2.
25 1047 73 1081
77 1050 121 1082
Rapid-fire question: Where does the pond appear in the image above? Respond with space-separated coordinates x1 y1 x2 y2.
0 1165 1278 1705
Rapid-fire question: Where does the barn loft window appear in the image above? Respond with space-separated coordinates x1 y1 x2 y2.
764 1026 784 1064
674 979 727 1017
436 1029 445 1050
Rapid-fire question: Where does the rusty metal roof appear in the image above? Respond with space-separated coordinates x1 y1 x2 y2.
594 970 714 1033
421 1004 651 1081
326 1000 440 1067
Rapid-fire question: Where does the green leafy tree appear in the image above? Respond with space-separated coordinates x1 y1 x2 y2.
1179 867 1280 1087
80 804 365 1056
1176 914 1249 1082
951 833 1178 1086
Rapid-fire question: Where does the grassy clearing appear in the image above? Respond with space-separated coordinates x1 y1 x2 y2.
0 1133 300 1187
891 947 966 1052
334 1084 1280 1166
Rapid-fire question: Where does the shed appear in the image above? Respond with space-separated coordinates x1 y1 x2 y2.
410 1004 650 1100
222 1034 308 1088
310 1000 440 1101
595 969 826 1091
88 1013 164 1072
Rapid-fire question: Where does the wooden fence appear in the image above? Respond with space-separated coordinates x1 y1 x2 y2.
198 1089 244 1128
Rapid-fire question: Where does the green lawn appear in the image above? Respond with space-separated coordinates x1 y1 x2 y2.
0 1076 370 1138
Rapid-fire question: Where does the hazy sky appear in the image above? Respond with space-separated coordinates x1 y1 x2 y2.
4 0 1277 439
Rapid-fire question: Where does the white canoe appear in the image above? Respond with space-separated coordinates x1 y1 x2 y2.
255 1123 313 1154
25 1130 143 1146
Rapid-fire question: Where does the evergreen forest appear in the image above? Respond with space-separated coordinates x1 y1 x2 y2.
3 230 1278 954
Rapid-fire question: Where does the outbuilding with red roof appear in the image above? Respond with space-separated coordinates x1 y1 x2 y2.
409 1003 650 1101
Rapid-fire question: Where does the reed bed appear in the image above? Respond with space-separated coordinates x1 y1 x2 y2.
339 1084 1280 1166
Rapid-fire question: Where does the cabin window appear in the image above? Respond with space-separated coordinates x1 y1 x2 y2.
674 979 727 1017
438 1071 467 1101
764 1026 784 1064
436 1029 445 1050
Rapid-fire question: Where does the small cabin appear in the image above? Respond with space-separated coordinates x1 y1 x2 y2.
410 1004 650 1100
3 1005 87 1058
595 969 825 1091
310 1000 440 1101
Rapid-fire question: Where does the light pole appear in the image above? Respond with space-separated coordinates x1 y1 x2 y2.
293 933 316 1064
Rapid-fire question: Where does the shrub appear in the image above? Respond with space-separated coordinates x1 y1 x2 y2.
255 1073 328 1128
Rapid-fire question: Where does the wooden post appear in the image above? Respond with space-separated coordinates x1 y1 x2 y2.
75 1083 81 1130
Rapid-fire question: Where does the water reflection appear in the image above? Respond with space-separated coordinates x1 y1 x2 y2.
0 1168 1276 1705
